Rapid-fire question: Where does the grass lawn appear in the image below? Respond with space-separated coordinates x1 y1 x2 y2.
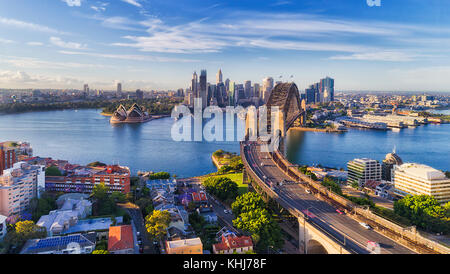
203 172 248 195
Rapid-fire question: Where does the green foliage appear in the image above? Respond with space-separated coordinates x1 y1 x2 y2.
87 161 107 167
188 212 219 251
321 176 342 195
2 221 47 253
343 195 375 207
232 192 283 253
394 195 450 234
212 149 225 157
147 172 171 180
203 177 238 202
45 166 62 176
29 192 57 222
231 192 265 216
92 250 109 254
145 210 171 240
90 183 124 216
135 197 154 216
298 166 318 180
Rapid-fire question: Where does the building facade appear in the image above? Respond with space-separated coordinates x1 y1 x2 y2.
166 237 203 254
347 158 382 187
0 162 44 217
393 163 450 203
45 165 131 194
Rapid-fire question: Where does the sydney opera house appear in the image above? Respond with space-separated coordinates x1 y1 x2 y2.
110 104 151 124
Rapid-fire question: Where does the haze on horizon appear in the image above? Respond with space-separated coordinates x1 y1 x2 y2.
0 0 450 92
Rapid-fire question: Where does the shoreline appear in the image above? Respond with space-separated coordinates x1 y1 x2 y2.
290 127 346 133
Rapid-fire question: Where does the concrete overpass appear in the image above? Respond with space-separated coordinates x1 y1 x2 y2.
240 82 416 254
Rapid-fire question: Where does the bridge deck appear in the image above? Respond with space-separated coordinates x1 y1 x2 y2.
242 141 416 254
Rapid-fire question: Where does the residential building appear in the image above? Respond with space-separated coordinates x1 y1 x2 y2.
213 233 253 254
0 145 15 175
166 237 203 254
37 196 92 236
45 164 131 194
347 158 382 187
108 225 134 254
0 162 44 217
393 163 450 203
21 233 96 254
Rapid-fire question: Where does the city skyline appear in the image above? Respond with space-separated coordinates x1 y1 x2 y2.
1 1 450 92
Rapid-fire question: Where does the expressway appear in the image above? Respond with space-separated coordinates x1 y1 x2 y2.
242 141 416 254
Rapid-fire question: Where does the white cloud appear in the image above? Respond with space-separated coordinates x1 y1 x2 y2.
58 50 200 63
1 56 111 69
50 37 87 50
0 38 14 44
0 17 63 34
121 0 142 8
329 51 417 62
62 0 82 7
27 42 44 46
0 70 84 88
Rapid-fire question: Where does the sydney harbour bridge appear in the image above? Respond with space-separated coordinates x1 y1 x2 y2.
240 82 439 254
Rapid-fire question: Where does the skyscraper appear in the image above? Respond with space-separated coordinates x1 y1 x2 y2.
117 83 122 98
136 89 144 100
216 69 223 84
83 84 89 94
320 77 334 102
191 72 198 98
262 77 274 103
200 70 207 108
244 80 252 99
253 83 260 98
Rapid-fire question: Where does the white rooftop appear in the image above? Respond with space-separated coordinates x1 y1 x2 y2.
397 163 447 181
167 237 202 248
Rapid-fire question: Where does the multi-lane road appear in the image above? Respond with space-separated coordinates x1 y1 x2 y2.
242 141 415 254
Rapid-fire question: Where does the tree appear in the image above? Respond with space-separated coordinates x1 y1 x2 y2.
203 177 238 202
3 220 47 253
45 166 62 176
394 195 449 234
232 192 265 216
322 177 342 195
145 210 171 240
92 250 109 254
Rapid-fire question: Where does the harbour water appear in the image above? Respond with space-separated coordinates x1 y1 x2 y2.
0 109 448 177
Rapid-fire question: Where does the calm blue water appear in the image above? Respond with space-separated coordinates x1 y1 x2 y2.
0 109 448 177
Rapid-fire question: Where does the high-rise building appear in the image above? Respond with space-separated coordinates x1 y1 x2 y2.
216 69 223 84
228 81 235 106
305 85 316 104
136 89 144 100
253 83 260 98
244 80 252 99
117 83 122 98
0 162 44 217
200 70 207 108
0 146 15 176
347 158 382 187
262 77 274 103
319 77 334 102
191 71 198 98
393 163 450 204
83 84 89 95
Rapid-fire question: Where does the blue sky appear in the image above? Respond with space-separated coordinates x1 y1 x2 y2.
0 0 450 92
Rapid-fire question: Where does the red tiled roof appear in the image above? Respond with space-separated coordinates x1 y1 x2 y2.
213 235 253 252
108 225 134 252
192 192 200 202
199 191 207 201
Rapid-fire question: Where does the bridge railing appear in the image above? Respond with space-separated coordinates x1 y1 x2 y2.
240 142 353 253
269 148 450 254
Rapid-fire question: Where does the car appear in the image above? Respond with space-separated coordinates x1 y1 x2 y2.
224 209 229 214
305 189 311 194
136 231 140 236
336 209 344 215
359 222 371 230
261 162 265 166
137 240 142 245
